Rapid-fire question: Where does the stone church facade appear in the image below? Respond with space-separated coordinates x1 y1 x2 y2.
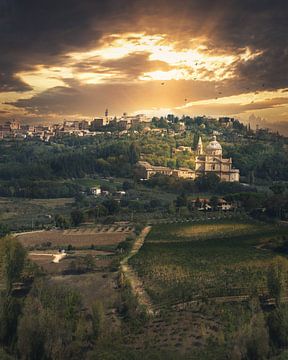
135 136 240 182
195 136 240 182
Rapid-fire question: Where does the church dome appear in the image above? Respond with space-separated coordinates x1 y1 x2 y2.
206 136 222 154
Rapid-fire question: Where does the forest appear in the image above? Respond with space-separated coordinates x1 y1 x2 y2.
0 116 287 199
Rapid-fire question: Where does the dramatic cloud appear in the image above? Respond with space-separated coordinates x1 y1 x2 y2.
0 0 287 131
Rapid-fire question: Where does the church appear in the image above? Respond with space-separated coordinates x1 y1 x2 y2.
135 135 240 182
195 136 240 182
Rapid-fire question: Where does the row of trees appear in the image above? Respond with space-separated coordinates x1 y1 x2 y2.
0 235 108 359
0 141 140 182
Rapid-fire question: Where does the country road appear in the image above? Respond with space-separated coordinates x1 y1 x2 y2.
120 226 155 315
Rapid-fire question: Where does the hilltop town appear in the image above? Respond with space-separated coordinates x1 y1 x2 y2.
0 112 151 140
0 111 280 142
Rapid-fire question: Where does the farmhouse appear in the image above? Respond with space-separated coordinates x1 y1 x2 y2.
134 161 195 180
90 186 101 196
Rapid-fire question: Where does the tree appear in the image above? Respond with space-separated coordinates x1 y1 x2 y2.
54 214 69 229
192 133 200 150
0 293 22 346
175 193 187 208
0 237 26 293
18 282 82 360
195 173 220 192
248 170 255 185
246 313 270 360
209 196 220 210
122 180 134 191
128 143 140 164
102 199 120 215
0 224 10 238
149 199 162 210
93 205 108 219
267 258 286 305
70 210 84 227
0 348 13 360
268 305 288 348
270 182 287 195
231 312 269 360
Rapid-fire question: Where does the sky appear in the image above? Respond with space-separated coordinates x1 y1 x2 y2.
0 0 288 133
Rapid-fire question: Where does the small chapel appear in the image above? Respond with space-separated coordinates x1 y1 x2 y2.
195 136 240 182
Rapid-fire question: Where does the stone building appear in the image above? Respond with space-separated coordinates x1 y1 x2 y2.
134 161 195 180
195 136 240 182
135 136 239 182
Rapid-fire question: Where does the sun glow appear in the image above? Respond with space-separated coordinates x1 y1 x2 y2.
10 31 278 123
177 89 288 109
18 66 72 92
16 32 263 90
67 33 260 83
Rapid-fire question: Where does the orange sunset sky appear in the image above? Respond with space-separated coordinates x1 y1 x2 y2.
0 0 287 133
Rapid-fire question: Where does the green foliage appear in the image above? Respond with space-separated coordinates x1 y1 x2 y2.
270 183 287 195
245 313 270 360
67 255 95 274
117 239 133 254
55 214 70 229
17 282 83 360
70 210 84 226
268 305 288 348
0 224 10 238
0 293 22 347
0 138 136 198
0 348 13 360
91 301 105 340
267 258 287 305
128 143 140 164
122 180 134 191
0 237 26 293
102 199 120 215
195 173 220 192
228 311 270 360
87 345 178 360
175 193 187 208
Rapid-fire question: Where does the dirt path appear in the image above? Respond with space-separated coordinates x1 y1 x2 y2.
13 230 45 237
120 226 155 315
29 252 67 263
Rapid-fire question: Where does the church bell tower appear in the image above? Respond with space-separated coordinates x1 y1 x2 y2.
196 136 203 155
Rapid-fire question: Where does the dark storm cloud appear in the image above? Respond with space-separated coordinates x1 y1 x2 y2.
7 80 219 115
0 0 287 93
0 0 131 92
0 71 32 92
72 52 172 81
234 49 288 92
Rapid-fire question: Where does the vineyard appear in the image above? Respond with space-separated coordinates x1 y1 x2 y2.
129 219 288 307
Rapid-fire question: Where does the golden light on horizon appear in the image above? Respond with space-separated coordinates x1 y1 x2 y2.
2 32 285 128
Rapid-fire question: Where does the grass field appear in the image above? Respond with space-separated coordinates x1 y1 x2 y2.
17 225 133 250
130 219 288 306
0 197 73 230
